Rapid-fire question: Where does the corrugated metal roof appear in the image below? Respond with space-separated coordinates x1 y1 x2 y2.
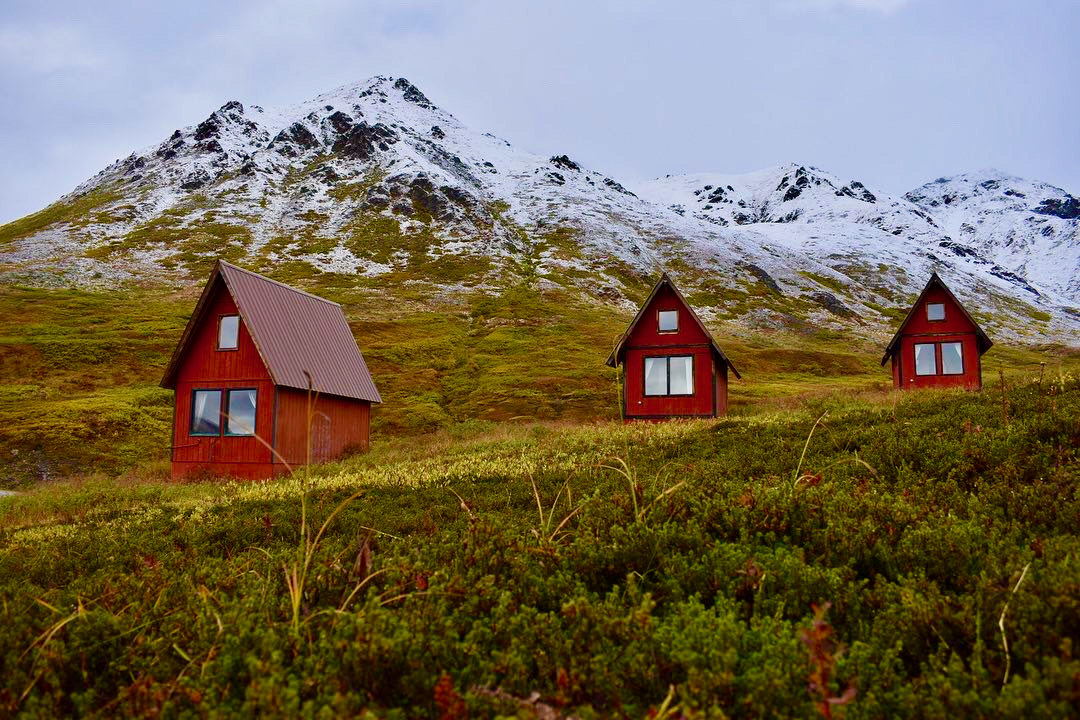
162 261 381 403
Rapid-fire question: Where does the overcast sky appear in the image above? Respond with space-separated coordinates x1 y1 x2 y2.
1 0 1077 224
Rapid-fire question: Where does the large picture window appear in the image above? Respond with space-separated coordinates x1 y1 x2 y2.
914 342 964 376
190 388 257 437
218 315 240 350
644 356 694 396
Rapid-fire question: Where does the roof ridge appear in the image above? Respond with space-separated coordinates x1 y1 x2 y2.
219 261 342 307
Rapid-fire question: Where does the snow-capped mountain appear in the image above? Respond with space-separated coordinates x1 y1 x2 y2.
905 170 1080 301
1 75 1077 340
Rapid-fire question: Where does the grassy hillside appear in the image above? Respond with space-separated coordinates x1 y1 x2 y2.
0 376 1078 716
3 280 1077 488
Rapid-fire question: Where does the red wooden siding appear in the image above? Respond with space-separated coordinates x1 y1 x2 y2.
272 387 371 469
170 280 276 478
612 279 737 420
163 262 381 480
622 346 717 417
714 362 730 415
884 276 990 391
895 333 983 390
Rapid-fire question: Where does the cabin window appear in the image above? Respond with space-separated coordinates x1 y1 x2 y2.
218 315 240 350
914 343 937 375
926 303 945 321
644 355 694 396
190 389 222 435
657 310 679 333
225 389 258 436
941 342 964 375
190 388 257 436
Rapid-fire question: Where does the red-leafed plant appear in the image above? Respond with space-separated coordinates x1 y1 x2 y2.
799 602 857 718
433 672 467 720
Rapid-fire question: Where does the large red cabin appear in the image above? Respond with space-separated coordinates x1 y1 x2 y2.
161 261 381 480
881 272 992 390
607 273 740 420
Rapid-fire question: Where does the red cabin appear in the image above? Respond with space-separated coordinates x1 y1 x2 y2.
881 272 992 390
607 273 740 420
161 260 381 480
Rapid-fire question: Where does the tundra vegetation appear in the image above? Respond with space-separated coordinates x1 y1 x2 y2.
0 280 1078 717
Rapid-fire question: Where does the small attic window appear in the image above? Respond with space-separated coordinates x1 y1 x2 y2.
926 303 945 321
218 315 240 350
658 309 679 333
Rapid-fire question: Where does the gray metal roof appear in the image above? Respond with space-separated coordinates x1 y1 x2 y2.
162 260 382 403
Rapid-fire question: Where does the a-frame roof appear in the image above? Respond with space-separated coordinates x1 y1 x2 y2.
606 273 741 379
880 272 992 366
161 260 382 403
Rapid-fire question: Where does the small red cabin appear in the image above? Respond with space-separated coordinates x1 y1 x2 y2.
607 273 740 420
881 272 992 390
161 260 381 480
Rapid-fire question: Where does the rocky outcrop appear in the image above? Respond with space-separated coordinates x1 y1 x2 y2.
550 155 580 171
1036 195 1080 220
332 122 398 160
393 77 433 108
270 123 320 157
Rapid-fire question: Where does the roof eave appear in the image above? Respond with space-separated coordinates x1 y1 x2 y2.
160 261 225 389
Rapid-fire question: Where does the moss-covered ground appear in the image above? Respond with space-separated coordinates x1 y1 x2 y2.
1 375 1078 716
2 280 1077 487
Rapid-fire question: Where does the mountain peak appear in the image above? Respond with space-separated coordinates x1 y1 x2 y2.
2 79 1077 340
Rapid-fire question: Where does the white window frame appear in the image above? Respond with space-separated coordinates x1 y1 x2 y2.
940 342 964 375
914 343 937 376
926 303 945 322
644 355 695 396
657 309 679 333
218 315 240 350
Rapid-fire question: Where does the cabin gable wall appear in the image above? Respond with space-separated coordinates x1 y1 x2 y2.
171 281 276 478
620 284 723 419
891 285 984 390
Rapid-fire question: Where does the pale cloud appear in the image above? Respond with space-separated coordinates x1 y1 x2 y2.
776 0 915 13
0 24 110 74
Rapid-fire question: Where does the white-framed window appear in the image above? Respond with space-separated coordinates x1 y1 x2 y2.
914 342 965 376
190 388 257 437
657 309 679 333
218 315 240 350
941 342 964 375
914 343 937 376
926 303 945 321
644 355 694 396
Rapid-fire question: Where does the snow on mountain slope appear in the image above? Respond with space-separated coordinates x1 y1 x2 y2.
9 76 772 291
905 170 1080 301
636 165 1080 322
1 76 1078 341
